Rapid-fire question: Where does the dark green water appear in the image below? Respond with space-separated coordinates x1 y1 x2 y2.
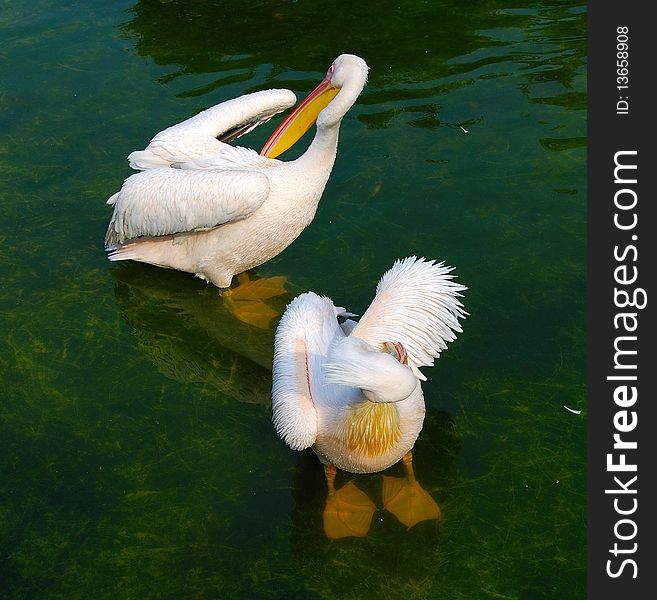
1 1 586 598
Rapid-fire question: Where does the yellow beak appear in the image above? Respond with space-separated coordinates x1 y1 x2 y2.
260 78 339 158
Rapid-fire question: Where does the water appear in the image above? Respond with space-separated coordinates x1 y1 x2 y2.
1 1 586 598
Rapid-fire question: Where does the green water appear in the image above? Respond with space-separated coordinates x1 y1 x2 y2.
1 1 586 598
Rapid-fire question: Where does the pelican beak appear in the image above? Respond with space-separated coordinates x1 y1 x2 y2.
260 74 339 158
382 341 409 365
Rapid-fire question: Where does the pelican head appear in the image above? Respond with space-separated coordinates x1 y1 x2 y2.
324 336 417 404
261 54 369 158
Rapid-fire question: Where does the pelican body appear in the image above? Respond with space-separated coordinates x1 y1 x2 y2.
105 55 369 288
272 257 467 474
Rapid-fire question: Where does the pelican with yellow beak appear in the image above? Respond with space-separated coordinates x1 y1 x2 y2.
272 257 467 538
104 55 368 303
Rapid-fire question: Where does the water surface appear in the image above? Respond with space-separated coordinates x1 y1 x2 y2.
1 1 586 598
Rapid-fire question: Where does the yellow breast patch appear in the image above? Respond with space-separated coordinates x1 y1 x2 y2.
345 401 401 458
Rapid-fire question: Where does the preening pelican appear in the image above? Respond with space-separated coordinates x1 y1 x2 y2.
104 54 369 291
272 257 467 538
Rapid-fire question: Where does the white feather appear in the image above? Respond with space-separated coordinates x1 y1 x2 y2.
128 89 297 170
104 168 270 247
351 257 467 379
323 337 418 403
272 293 344 450
171 146 277 171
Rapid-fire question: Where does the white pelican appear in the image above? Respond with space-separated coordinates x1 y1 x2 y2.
104 54 369 296
272 257 467 538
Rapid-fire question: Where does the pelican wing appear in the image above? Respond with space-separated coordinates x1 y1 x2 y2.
105 167 269 247
272 293 347 450
128 89 297 170
350 257 467 379
170 145 278 172
272 294 320 450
